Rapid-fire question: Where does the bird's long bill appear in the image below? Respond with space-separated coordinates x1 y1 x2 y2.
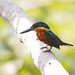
20 28 34 34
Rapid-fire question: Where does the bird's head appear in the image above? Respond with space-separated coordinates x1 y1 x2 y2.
20 22 50 34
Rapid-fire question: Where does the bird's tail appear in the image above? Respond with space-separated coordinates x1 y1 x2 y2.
61 42 73 46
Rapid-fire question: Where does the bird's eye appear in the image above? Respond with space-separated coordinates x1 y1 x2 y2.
31 25 34 28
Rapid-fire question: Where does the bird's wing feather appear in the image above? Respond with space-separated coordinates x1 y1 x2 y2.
44 30 62 48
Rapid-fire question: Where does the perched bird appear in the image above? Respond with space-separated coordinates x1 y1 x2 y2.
20 22 73 51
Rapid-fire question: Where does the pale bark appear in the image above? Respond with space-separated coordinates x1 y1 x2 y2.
0 0 69 75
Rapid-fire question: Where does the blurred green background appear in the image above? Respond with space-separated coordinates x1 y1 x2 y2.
0 0 75 75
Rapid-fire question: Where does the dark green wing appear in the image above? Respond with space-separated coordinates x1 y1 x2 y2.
44 30 62 49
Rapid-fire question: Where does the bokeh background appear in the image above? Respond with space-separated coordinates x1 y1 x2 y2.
0 0 75 75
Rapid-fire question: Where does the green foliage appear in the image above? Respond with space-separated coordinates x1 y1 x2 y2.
0 1 75 75
17 57 41 75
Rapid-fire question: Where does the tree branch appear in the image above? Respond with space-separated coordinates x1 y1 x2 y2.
0 0 69 75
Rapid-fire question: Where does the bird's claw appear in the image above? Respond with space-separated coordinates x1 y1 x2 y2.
41 45 49 49
44 49 51 52
41 46 48 49
41 46 52 52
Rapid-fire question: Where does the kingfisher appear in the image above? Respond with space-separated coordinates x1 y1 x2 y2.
20 22 73 51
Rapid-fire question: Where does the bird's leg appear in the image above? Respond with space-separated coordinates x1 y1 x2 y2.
41 45 48 49
41 45 52 52
44 47 52 52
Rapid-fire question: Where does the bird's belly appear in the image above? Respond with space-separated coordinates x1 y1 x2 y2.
37 32 52 47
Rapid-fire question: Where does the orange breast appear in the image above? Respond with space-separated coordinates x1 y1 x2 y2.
37 31 52 47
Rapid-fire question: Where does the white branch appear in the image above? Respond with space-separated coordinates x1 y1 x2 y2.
0 0 69 75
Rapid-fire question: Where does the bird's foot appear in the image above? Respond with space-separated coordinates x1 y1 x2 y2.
44 47 52 52
41 45 48 49
44 50 51 52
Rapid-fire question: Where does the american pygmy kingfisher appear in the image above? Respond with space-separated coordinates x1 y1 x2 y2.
20 22 73 51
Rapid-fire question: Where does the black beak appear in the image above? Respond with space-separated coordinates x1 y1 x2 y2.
20 28 34 34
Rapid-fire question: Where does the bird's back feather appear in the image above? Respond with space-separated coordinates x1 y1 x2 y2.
44 30 73 49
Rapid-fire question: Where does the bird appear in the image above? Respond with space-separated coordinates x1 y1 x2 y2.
20 22 73 52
